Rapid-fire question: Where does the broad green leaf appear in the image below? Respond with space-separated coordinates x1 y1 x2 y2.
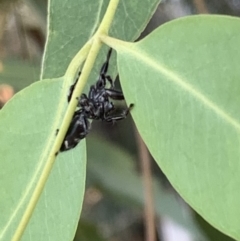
195 213 235 241
114 15 240 240
1 1 162 240
42 0 161 81
0 79 86 241
26 0 160 240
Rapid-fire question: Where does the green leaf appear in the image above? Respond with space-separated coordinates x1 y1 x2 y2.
0 79 86 241
1 1 161 240
114 15 240 240
42 0 161 80
0 1 164 240
195 213 235 241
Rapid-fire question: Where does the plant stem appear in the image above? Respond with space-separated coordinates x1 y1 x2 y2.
59 0 120 149
65 40 92 79
12 0 120 240
193 0 208 13
100 34 131 50
135 128 156 241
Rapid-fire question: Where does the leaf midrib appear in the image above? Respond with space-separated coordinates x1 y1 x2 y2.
129 46 240 131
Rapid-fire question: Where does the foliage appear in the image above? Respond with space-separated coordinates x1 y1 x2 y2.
0 0 239 240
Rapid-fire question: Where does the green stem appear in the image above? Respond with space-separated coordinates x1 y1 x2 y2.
56 0 120 154
100 34 131 49
12 0 120 240
65 39 92 79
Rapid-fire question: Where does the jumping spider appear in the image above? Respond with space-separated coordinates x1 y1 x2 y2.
60 48 133 152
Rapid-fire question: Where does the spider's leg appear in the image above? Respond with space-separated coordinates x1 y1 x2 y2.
67 80 77 102
105 88 124 100
96 76 106 90
96 48 113 89
104 75 114 88
67 71 81 102
100 48 112 76
104 103 134 122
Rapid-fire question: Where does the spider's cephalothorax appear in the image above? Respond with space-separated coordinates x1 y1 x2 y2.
60 48 133 152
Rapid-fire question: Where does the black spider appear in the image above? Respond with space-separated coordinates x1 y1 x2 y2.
67 48 114 103
60 48 133 152
60 109 90 151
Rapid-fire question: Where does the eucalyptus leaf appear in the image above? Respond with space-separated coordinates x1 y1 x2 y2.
42 0 160 83
19 0 161 240
114 15 240 240
0 79 86 241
